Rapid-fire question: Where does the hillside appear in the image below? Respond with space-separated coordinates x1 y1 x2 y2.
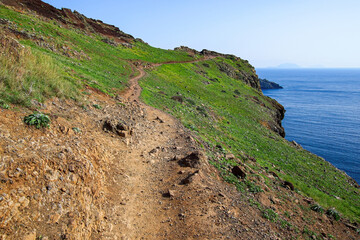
0 0 359 239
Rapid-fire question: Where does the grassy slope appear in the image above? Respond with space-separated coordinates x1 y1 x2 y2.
140 59 360 223
0 4 196 105
1 3 359 223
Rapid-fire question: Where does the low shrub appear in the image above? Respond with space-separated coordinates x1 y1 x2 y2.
246 180 263 193
310 204 324 213
263 209 278 222
326 208 340 221
93 104 102 109
72 127 81 133
24 112 51 129
279 219 292 229
0 100 9 109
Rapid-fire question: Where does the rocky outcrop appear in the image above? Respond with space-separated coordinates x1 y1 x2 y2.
178 151 207 168
258 96 286 137
215 61 261 90
174 46 247 63
260 78 283 90
173 46 200 57
268 97 286 137
102 118 133 138
175 46 261 91
231 166 246 179
0 0 134 43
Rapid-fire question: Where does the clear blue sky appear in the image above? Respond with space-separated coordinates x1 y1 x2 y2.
46 0 360 68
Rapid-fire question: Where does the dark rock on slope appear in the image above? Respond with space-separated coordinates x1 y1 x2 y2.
215 61 261 90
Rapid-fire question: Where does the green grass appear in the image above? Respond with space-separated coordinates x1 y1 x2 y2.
263 209 278 222
92 104 102 109
0 4 198 104
0 36 79 106
140 59 360 222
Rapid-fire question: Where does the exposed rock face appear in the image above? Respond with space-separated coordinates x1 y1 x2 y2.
259 97 286 137
272 101 286 138
260 78 283 90
0 34 26 60
215 61 261 90
0 0 134 43
173 46 200 57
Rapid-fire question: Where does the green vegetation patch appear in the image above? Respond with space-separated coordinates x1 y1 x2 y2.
140 59 360 222
0 36 79 106
326 208 341 221
310 204 325 214
24 112 51 129
263 208 278 222
0 4 198 105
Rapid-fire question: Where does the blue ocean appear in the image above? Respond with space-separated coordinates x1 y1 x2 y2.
257 68 360 183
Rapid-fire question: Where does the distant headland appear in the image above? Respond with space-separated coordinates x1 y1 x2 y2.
259 78 283 89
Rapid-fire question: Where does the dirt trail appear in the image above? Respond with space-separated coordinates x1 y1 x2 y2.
100 101 193 238
121 67 146 103
100 56 291 239
101 56 319 239
122 57 215 103
101 58 214 239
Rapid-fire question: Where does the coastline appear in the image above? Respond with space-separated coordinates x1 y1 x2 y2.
259 68 360 184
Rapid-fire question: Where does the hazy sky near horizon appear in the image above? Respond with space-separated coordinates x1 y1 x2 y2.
46 0 360 68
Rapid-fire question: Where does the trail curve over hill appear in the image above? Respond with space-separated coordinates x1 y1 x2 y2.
122 57 216 103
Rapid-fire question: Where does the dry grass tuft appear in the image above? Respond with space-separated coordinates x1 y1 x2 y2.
0 35 78 106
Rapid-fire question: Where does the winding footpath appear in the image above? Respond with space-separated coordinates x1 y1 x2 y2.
101 56 289 239
101 57 219 239
122 56 215 103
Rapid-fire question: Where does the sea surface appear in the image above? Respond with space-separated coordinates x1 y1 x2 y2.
256 68 360 183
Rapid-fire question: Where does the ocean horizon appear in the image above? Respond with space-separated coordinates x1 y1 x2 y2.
257 68 360 183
